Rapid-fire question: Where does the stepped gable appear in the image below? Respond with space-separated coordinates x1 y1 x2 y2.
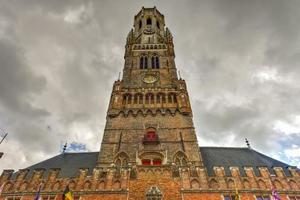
23 152 98 178
200 147 292 176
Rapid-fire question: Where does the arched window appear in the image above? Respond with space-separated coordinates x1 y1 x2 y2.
156 93 161 104
155 57 160 69
174 152 188 166
139 20 142 29
168 94 172 103
134 94 138 104
134 93 143 104
123 94 132 105
162 93 166 103
145 94 150 104
150 93 154 104
140 56 148 69
156 21 160 29
140 57 144 69
173 94 177 103
191 179 200 189
274 180 283 190
151 55 160 69
146 18 152 25
84 181 91 190
138 93 143 104
289 180 299 190
167 93 177 104
114 152 129 167
113 181 121 189
227 179 235 189
243 179 251 189
258 179 267 189
145 93 154 104
144 57 148 69
151 57 155 69
156 93 165 104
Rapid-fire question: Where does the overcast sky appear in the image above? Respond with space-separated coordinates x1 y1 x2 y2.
0 0 300 171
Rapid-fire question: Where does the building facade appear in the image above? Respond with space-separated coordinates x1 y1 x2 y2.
0 7 300 200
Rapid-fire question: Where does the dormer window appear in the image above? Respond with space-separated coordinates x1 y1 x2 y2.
147 18 152 25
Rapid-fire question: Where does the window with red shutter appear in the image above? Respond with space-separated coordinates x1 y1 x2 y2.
142 159 151 165
153 159 162 165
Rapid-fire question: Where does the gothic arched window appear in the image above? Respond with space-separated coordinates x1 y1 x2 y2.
144 57 148 69
155 56 160 68
147 18 152 25
123 94 132 105
140 57 144 69
174 152 188 166
151 55 160 69
168 94 172 103
134 93 143 104
173 94 177 103
167 93 177 104
140 56 148 69
162 93 166 103
151 57 155 69
114 152 129 167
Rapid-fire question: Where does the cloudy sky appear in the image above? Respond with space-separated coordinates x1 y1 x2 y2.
0 0 300 171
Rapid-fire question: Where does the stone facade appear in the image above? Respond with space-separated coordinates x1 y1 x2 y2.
1 7 300 200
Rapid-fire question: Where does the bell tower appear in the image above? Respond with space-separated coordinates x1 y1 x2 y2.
98 7 202 168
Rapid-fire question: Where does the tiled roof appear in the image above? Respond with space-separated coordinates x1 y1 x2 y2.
23 152 98 178
200 147 292 176
17 147 293 178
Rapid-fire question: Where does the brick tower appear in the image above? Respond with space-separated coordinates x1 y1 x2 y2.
97 6 202 169
1 7 299 200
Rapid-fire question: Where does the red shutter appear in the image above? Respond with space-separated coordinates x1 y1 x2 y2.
142 159 151 165
153 159 162 166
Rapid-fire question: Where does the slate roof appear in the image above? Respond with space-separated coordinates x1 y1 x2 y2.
21 152 98 179
200 147 292 177
16 147 294 178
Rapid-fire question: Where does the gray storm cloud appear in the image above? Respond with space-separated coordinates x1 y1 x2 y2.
0 0 300 170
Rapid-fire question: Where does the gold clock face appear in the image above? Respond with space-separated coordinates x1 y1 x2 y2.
143 74 158 84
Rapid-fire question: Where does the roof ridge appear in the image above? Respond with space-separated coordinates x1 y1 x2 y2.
62 151 99 154
199 146 249 149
